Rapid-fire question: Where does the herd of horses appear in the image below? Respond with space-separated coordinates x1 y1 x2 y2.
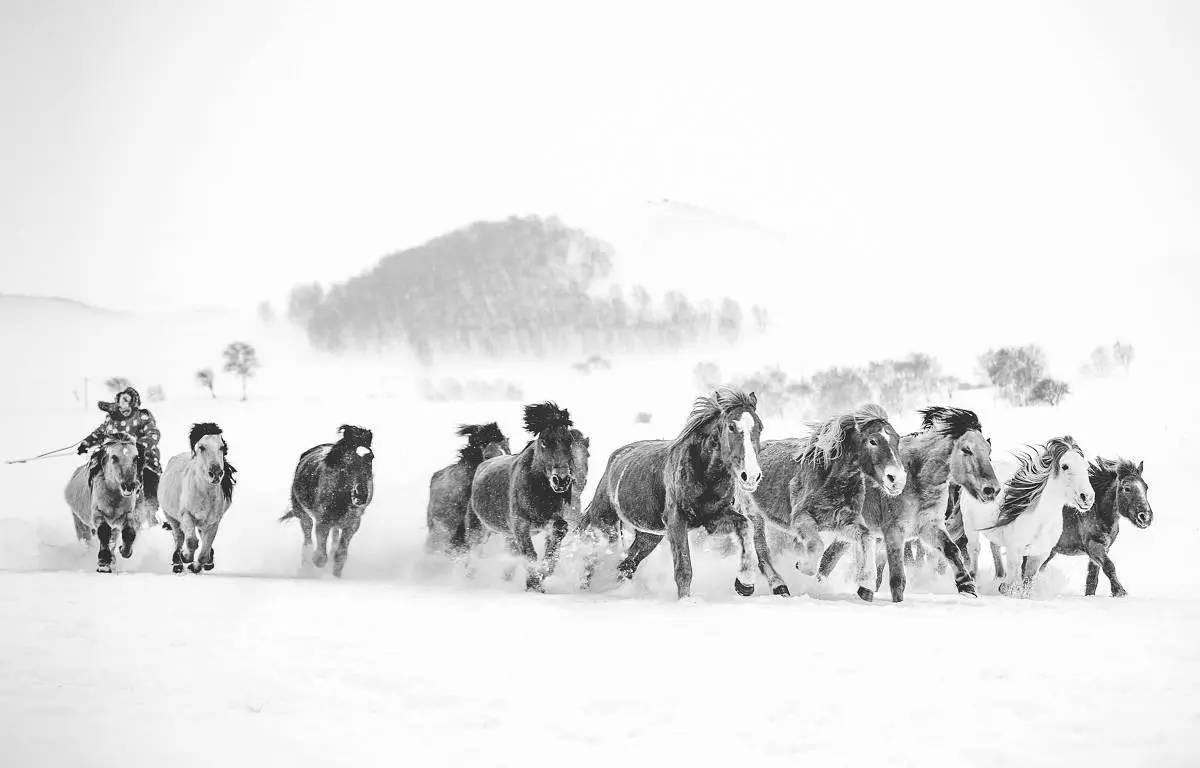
64 387 1154 601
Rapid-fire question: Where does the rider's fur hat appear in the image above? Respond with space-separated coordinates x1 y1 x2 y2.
97 386 142 414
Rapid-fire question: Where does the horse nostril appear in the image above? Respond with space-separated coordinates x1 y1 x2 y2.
886 473 896 484
740 471 748 482
982 485 996 497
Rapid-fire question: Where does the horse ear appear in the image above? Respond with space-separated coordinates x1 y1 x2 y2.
1137 460 1143 473
748 391 758 409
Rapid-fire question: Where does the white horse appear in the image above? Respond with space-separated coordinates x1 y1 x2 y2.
960 436 1092 596
66 436 146 572
160 423 236 574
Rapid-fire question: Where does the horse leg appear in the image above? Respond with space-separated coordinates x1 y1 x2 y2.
1022 553 1048 595
729 515 758 596
790 511 824 576
1000 547 1024 597
96 520 114 573
990 541 1006 580
179 513 198 564
845 520 877 602
617 530 663 583
190 521 220 574
332 518 361 578
119 523 136 559
312 522 331 568
921 523 977 598
664 499 694 600
541 517 569 580
296 512 314 568
167 519 185 574
1085 540 1125 597
509 516 544 592
745 513 789 596
1084 560 1101 596
580 511 620 591
816 539 849 582
882 525 906 602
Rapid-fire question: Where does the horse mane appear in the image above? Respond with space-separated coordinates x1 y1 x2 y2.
325 425 374 466
990 436 1082 528
188 422 225 453
220 460 237 503
670 387 757 450
455 422 507 464
795 404 889 468
523 402 572 435
1088 456 1141 497
918 406 983 439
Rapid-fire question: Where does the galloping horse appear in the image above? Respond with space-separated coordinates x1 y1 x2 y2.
160 423 237 574
281 425 376 578
742 404 905 601
1041 457 1152 597
817 407 998 600
580 388 774 599
960 436 1092 596
426 422 510 556
465 403 588 592
65 435 145 573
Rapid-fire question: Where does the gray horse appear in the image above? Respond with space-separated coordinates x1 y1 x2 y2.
742 404 906 601
426 423 510 556
465 403 588 592
280 425 375 578
818 406 998 600
66 435 146 573
160 423 237 574
579 388 777 599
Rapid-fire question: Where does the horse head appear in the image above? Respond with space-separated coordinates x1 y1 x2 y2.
523 402 577 495
1048 436 1092 511
851 406 906 496
91 436 141 498
711 389 763 493
328 425 374 507
920 407 1000 503
1097 458 1152 528
189 422 229 487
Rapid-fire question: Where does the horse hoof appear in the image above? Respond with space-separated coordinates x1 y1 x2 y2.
119 547 133 559
1113 590 1128 598
161 522 172 531
202 561 214 572
172 563 184 574
616 567 634 582
857 587 874 602
734 578 755 597
525 580 545 593
957 583 979 598
772 585 791 597
188 562 203 574
891 591 904 603
96 563 112 574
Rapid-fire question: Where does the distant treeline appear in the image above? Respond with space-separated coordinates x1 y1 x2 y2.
286 216 767 362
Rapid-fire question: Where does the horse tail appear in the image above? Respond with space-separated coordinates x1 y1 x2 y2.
279 506 297 523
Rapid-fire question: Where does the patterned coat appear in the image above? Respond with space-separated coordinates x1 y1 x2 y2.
80 389 163 474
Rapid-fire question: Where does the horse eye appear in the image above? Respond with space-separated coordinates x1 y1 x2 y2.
868 438 878 447
962 447 973 456
727 423 736 432
1121 485 1131 493
1061 463 1069 471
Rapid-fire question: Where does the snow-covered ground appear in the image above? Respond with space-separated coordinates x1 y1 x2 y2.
2 302 1198 766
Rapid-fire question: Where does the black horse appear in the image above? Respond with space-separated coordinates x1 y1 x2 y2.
580 388 772 600
1041 457 1152 597
426 423 509 556
280 425 375 578
742 404 906 601
465 403 587 592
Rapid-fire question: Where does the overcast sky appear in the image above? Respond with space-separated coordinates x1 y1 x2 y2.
2 0 1197 347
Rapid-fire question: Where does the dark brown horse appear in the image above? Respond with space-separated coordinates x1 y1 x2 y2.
817 407 998 600
280 425 375 578
1041 457 1152 596
426 423 510 556
742 404 905 602
579 388 777 599
465 403 587 592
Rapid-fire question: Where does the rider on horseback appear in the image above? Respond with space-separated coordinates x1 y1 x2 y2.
78 386 162 510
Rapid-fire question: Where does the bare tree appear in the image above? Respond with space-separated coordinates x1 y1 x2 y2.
222 343 260 401
105 376 131 394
